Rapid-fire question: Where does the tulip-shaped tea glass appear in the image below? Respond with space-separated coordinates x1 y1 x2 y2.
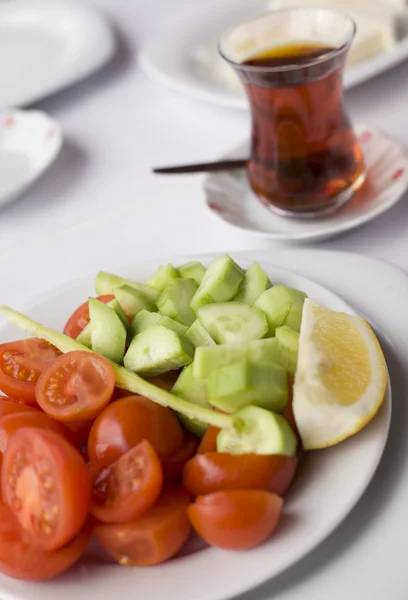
219 8 365 217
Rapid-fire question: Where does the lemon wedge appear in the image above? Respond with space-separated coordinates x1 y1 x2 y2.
293 299 387 450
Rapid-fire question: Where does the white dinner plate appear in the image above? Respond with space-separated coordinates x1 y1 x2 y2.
0 0 115 108
0 255 391 600
140 0 408 110
203 126 408 243
0 108 62 209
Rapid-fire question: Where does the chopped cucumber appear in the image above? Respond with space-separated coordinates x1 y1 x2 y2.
184 320 216 348
217 405 297 456
157 278 197 326
208 361 288 413
76 322 92 348
256 285 307 335
276 326 299 375
146 264 179 292
172 364 209 436
129 309 188 340
234 262 271 304
107 298 128 327
114 285 156 321
89 298 126 363
193 337 280 379
197 302 267 345
0 306 232 430
190 255 244 312
95 271 159 302
123 325 194 376
177 262 206 285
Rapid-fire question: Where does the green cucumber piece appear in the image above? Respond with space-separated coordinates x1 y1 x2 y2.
95 271 159 302
0 306 232 430
190 255 244 312
172 365 209 436
193 337 280 379
197 302 268 344
76 322 92 348
255 285 307 335
177 262 206 285
217 405 297 456
184 320 216 348
276 326 299 375
146 264 179 292
89 298 126 363
157 278 198 326
208 361 288 413
107 298 128 327
129 309 188 340
114 285 156 321
123 325 194 376
234 262 271 304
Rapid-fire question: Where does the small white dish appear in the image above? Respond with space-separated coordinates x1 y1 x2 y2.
0 255 391 600
140 0 408 110
0 109 62 209
203 126 408 243
0 0 115 108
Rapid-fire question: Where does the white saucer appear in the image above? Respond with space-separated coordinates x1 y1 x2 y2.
203 125 408 243
0 109 62 209
0 0 115 108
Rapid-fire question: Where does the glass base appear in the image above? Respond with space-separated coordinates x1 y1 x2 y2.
257 170 366 219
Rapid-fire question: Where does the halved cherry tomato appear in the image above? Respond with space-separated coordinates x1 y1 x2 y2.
0 339 61 405
2 427 91 551
63 295 114 339
91 440 163 523
0 411 71 454
0 397 37 420
197 426 220 454
162 433 198 484
183 453 298 497
188 489 283 550
94 488 191 566
88 395 184 468
35 351 115 422
0 502 90 581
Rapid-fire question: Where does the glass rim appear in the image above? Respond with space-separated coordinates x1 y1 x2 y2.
218 7 356 73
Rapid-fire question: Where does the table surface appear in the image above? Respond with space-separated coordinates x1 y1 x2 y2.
0 1 408 598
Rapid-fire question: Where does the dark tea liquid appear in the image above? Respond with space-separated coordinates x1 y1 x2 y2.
239 42 365 214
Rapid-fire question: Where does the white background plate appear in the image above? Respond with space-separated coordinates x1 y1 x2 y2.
0 0 115 108
203 126 408 243
0 256 391 600
0 109 62 209
140 0 408 110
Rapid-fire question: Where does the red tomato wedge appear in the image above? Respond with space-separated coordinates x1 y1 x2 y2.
0 339 61 405
183 453 298 497
0 397 37 419
188 489 283 550
162 433 198 485
35 351 115 422
91 440 163 524
0 502 90 581
94 488 191 566
63 295 114 339
2 427 91 551
197 426 220 454
0 411 71 454
88 395 184 468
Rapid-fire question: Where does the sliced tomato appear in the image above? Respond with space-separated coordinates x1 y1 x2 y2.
183 452 298 497
197 426 220 454
188 489 283 550
0 411 72 454
91 440 163 523
0 339 61 405
0 502 90 581
2 427 91 551
35 351 115 422
0 397 37 420
94 488 191 566
63 295 114 339
162 433 198 485
88 395 184 468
